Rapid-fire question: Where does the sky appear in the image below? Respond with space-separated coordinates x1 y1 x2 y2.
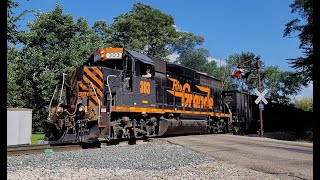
12 0 312 98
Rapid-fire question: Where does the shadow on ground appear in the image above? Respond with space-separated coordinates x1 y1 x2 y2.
247 130 313 142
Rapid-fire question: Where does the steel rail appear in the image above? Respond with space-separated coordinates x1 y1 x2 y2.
7 144 81 156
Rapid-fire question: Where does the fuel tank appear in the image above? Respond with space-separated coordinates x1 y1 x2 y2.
158 119 207 136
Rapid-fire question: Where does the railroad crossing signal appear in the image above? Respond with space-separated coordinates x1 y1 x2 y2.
254 89 268 104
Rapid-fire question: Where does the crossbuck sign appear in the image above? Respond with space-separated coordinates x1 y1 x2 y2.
254 89 268 104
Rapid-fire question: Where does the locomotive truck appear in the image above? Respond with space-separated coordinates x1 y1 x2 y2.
45 47 233 145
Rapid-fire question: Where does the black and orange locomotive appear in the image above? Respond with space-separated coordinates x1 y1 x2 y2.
45 48 233 144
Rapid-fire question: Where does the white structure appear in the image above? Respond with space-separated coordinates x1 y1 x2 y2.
7 108 33 146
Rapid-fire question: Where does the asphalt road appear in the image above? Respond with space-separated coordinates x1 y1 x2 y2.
163 134 313 180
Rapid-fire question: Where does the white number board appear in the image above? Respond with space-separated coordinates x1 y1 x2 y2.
106 52 122 59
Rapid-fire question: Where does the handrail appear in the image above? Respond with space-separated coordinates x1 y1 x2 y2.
224 102 232 119
89 82 101 124
48 85 58 120
106 75 117 139
58 73 67 103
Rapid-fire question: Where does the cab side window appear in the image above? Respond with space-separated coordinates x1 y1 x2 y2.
135 61 154 79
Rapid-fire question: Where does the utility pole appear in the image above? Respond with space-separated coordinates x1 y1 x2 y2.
256 57 264 137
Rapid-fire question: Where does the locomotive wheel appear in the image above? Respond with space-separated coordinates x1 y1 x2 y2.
128 128 136 145
217 120 226 133
206 126 212 134
45 126 64 141
212 126 219 133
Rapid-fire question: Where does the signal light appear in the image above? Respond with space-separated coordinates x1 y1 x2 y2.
231 68 253 80
232 69 244 78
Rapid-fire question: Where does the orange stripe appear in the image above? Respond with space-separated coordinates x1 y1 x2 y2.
84 67 103 87
79 82 88 90
92 67 103 78
68 71 77 93
90 95 103 105
83 76 103 97
112 106 230 117
89 101 95 107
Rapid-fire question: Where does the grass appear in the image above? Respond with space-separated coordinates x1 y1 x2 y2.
31 133 45 145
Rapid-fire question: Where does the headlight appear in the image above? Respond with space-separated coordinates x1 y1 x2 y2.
78 106 84 112
57 107 63 113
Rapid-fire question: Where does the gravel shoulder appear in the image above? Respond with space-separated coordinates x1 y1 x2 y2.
7 140 302 180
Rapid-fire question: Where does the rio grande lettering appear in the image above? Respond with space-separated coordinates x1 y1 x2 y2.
167 78 214 109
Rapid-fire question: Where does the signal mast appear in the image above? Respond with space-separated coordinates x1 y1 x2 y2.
231 56 264 137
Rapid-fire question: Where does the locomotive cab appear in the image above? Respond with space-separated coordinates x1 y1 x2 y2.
83 48 157 108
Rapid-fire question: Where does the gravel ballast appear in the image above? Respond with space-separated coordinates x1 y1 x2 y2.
7 141 299 180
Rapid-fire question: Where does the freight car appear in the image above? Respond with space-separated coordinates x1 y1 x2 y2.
222 90 313 135
45 48 231 144
222 91 255 134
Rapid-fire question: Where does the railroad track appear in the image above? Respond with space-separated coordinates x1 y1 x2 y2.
7 144 82 156
7 138 154 156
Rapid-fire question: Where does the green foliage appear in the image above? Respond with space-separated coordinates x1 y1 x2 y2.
171 31 220 81
7 0 32 44
261 66 304 104
7 4 103 131
172 31 210 71
224 52 304 104
294 97 313 112
109 3 178 58
7 46 26 107
31 133 45 145
284 0 313 83
225 52 262 91
93 20 113 47
172 32 204 55
211 65 235 91
7 0 19 42
227 52 257 67
177 48 209 71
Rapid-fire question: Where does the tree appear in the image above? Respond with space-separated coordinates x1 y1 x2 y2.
7 0 30 108
93 20 113 47
294 97 313 112
261 66 304 104
284 0 313 84
10 4 103 131
7 46 27 108
225 52 262 91
109 3 178 58
7 0 19 43
171 31 216 75
171 32 204 55
176 48 209 71
7 0 32 44
225 52 304 104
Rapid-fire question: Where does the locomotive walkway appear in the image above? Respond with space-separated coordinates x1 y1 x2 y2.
164 134 313 180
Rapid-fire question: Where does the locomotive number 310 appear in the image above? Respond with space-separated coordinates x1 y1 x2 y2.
140 81 151 94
